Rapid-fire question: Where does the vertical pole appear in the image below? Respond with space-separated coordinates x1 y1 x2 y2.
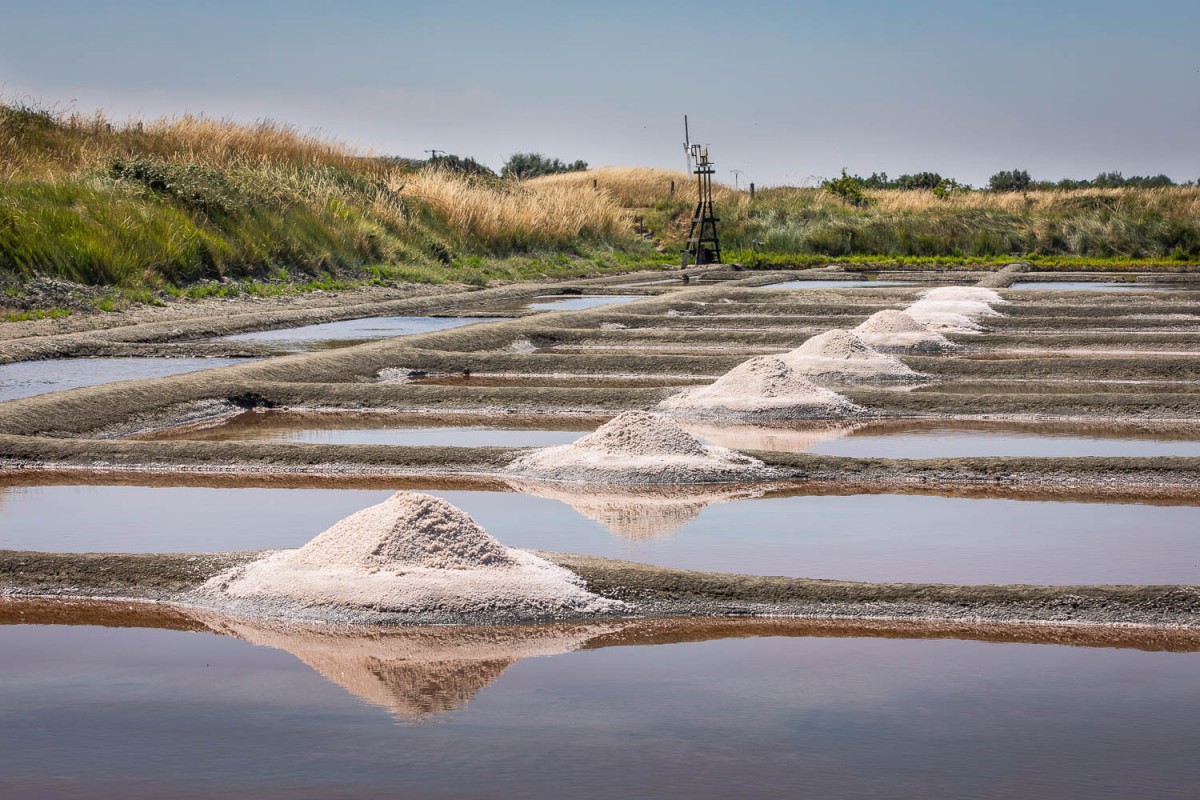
593 178 597 191
670 180 675 196
750 183 755 199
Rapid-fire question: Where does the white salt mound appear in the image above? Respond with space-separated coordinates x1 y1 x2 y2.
506 410 767 483
905 307 986 332
907 298 1002 318
778 329 922 381
658 356 863 419
196 493 623 620
853 310 956 352
920 286 1007 304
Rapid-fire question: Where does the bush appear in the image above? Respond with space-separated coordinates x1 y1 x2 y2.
988 169 1032 192
501 152 588 180
822 168 873 208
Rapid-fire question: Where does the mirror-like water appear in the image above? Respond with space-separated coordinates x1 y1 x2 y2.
3 484 1197 585
683 420 1200 459
0 619 1196 799
144 411 597 447
146 414 1200 459
478 295 641 314
218 316 495 352
765 280 911 289
0 357 251 403
1009 281 1169 291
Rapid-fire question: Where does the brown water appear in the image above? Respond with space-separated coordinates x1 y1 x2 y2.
144 413 1200 459
0 611 1196 799
3 483 1197 585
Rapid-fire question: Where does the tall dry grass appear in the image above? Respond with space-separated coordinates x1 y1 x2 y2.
531 166 739 208
397 168 627 247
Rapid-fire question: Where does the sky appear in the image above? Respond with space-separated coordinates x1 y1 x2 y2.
1 0 1197 186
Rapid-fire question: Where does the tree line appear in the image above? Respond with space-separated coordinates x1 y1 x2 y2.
383 152 589 180
851 169 1193 192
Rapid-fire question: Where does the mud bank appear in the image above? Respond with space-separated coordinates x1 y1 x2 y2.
1 549 1196 628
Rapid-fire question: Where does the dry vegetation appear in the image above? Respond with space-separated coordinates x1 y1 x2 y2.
3 99 1198 300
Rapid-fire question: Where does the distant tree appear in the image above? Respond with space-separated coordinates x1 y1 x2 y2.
894 171 944 191
500 152 588 180
861 171 890 188
988 169 1033 192
427 153 496 178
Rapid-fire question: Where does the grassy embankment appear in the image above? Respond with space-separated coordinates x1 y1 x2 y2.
536 168 1200 269
4 101 1199 318
0 102 649 312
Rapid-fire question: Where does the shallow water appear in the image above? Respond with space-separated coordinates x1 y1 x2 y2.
3 484 1197 584
480 295 642 313
219 315 495 352
147 410 597 447
0 619 1196 799
1009 281 1169 291
0 357 251 403
685 420 1200 459
765 279 911 289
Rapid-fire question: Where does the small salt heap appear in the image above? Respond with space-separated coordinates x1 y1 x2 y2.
506 410 767 483
658 356 863 420
195 493 623 621
778 329 922 382
853 310 957 353
920 286 1008 304
906 299 1002 318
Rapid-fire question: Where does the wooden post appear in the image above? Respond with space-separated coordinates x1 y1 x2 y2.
750 183 755 199
593 178 598 191
670 180 675 196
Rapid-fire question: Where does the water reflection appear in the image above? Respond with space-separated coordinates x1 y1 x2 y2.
505 479 767 538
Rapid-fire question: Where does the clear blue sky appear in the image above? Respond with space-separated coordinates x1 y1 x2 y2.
2 0 1197 186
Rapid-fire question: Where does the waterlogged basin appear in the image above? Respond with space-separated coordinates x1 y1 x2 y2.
144 411 599 447
683 420 1200 459
766 280 911 289
0 616 1196 799
481 295 642 314
219 316 496 352
1009 281 1169 291
3 484 1198 585
0 357 252 403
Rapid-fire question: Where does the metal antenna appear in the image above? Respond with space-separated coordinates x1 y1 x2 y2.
730 169 743 190
682 115 692 174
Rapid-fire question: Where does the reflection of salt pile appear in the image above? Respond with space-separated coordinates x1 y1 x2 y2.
202 615 623 721
195 493 623 622
506 410 767 483
778 330 923 382
853 310 957 353
658 356 863 420
679 420 864 452
506 479 766 538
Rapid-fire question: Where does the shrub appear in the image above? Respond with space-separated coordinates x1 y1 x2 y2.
501 152 588 180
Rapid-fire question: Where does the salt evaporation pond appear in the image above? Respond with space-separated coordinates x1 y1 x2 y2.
481 295 641 313
685 421 1200 459
1 619 1196 799
0 357 250 403
219 315 495 352
144 411 597 447
4 484 1198 585
1009 281 1169 291
766 279 911 289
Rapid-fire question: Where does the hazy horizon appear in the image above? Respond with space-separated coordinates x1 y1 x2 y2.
2 0 1197 187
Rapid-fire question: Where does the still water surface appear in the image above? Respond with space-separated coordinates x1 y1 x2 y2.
149 413 1200 459
2 484 1197 584
0 620 1196 799
0 357 250 403
767 279 910 289
219 315 495 352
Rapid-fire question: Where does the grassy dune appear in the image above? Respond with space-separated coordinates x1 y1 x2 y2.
538 167 1200 265
3 101 1198 305
0 103 646 293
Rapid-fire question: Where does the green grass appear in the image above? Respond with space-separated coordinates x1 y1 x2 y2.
2 306 70 322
